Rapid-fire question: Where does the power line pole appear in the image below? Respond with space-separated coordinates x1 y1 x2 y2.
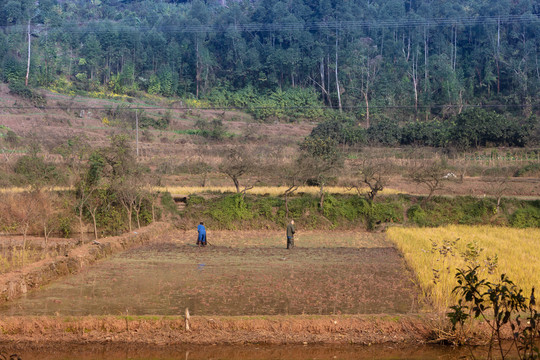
135 109 139 158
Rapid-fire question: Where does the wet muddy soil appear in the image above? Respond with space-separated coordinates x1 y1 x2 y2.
0 242 418 316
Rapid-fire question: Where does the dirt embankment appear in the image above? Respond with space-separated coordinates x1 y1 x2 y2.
0 222 172 303
0 315 434 346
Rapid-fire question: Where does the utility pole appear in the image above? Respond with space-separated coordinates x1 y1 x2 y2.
135 109 139 158
25 19 31 86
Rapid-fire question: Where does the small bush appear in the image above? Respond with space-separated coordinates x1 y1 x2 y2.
206 194 254 229
187 195 205 205
57 216 73 238
14 155 64 187
514 162 540 177
510 204 540 228
195 119 227 140
407 204 428 226
8 82 46 106
160 192 179 214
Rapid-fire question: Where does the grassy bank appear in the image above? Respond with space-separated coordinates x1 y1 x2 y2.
386 225 540 310
171 192 540 230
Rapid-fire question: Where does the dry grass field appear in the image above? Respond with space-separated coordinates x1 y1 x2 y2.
386 225 540 310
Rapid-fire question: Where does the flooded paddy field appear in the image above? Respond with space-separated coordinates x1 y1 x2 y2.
0 231 418 316
1 343 474 360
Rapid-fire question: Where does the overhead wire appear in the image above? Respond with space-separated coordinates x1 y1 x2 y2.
0 103 538 111
0 14 538 33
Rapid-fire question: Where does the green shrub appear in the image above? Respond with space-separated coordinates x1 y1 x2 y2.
96 204 125 235
401 120 452 147
370 201 403 224
187 195 205 205
8 82 46 106
407 204 428 226
57 216 72 238
161 192 179 214
206 194 254 229
367 117 401 145
514 162 540 177
458 198 496 225
510 204 540 228
195 119 227 140
14 155 63 187
139 114 170 130
309 115 367 146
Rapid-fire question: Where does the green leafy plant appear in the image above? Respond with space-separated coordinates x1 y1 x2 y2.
448 266 539 359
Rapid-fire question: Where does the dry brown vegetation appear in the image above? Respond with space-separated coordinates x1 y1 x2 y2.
1 85 539 197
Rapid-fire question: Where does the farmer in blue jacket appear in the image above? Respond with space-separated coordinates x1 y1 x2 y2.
197 221 207 247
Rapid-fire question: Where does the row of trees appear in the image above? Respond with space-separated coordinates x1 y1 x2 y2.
4 135 158 239
310 108 539 148
0 0 538 121
216 138 464 219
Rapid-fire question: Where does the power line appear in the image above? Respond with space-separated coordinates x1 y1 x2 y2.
1 14 538 34
0 103 538 111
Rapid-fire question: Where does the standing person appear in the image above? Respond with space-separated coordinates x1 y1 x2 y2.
286 219 296 249
197 221 207 247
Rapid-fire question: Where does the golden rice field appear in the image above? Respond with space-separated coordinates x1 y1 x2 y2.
386 225 540 310
162 185 403 196
0 185 403 196
0 186 70 193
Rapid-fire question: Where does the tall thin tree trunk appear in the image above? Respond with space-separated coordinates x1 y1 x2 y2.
196 40 200 99
496 18 501 94
326 54 332 107
319 183 326 210
90 208 98 240
320 58 325 101
363 89 370 128
453 25 458 71
424 26 429 92
25 19 31 86
413 51 418 113
335 31 342 113
79 204 84 241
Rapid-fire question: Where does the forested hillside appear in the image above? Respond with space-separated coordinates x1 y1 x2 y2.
0 0 539 125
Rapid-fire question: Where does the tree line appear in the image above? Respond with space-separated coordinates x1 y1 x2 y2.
0 0 539 123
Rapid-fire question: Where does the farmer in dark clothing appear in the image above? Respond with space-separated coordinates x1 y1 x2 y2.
286 219 295 249
197 222 207 247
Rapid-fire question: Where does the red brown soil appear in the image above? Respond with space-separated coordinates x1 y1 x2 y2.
0 314 433 346
387 175 540 197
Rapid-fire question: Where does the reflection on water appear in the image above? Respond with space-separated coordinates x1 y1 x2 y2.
6 344 473 360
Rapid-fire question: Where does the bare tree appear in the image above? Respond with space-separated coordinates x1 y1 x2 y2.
219 147 256 194
86 190 102 240
408 160 451 202
348 158 391 202
299 137 343 210
35 191 57 245
12 192 39 252
281 158 310 218
483 170 513 213
191 154 213 187
117 185 137 232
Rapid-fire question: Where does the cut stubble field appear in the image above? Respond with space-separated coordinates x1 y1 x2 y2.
0 231 419 317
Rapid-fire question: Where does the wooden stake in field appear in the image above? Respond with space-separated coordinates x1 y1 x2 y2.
185 308 191 331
